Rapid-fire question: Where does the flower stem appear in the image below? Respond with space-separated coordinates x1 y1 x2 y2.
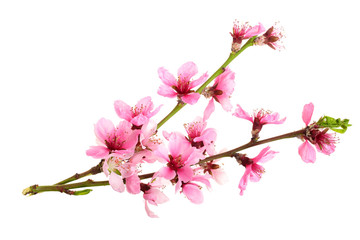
55 159 104 185
198 128 305 164
156 37 256 129
22 127 305 195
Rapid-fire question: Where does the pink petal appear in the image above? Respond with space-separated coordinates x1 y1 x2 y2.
217 96 233 112
109 172 125 193
189 72 208 89
253 146 278 164
158 67 177 86
203 98 215 121
177 62 198 80
86 146 109 159
302 102 314 126
181 92 200 105
144 188 169 205
94 118 115 143
211 168 229 185
298 140 316 163
145 201 159 218
131 114 148 126
125 174 141 194
233 105 253 122
157 84 177 98
157 167 176 180
244 22 266 38
154 143 170 163
114 100 132 122
177 166 193 183
168 132 190 158
182 183 203 204
238 167 251 196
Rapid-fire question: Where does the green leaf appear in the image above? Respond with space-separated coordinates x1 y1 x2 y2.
317 116 351 134
73 189 93 195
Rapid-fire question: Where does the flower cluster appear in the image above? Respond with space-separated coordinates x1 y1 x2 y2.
79 21 348 217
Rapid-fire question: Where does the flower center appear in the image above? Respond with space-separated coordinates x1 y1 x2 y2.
167 155 184 171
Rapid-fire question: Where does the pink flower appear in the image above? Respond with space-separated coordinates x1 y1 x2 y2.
86 118 139 159
254 22 285 50
184 116 217 155
114 96 162 127
235 146 278 195
199 159 228 185
203 67 235 120
230 20 266 52
157 62 208 105
298 103 337 163
103 156 140 194
233 105 286 140
181 175 211 204
141 178 169 218
155 132 204 184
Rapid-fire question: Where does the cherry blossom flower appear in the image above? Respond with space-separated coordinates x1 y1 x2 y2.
180 175 211 204
103 156 140 194
254 22 285 50
114 96 162 127
203 67 235 120
298 103 338 163
233 105 286 139
234 146 278 195
141 178 169 218
155 132 204 187
230 20 266 52
198 159 228 185
184 116 217 155
86 118 139 159
157 61 208 105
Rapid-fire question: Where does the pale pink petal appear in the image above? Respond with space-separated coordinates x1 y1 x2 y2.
94 118 115 142
192 175 211 189
298 140 316 163
86 146 109 159
144 188 169 205
177 166 193 183
181 92 201 105
158 67 177 86
157 167 176 180
114 100 132 122
157 84 177 98
189 72 208 89
125 174 141 194
177 61 198 80
217 96 233 112
182 183 203 204
302 102 314 126
154 144 170 163
145 201 159 218
211 168 229 185
109 172 125 193
203 98 215 121
233 105 253 122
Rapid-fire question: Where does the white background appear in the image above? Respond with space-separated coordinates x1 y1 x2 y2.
1 0 359 239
